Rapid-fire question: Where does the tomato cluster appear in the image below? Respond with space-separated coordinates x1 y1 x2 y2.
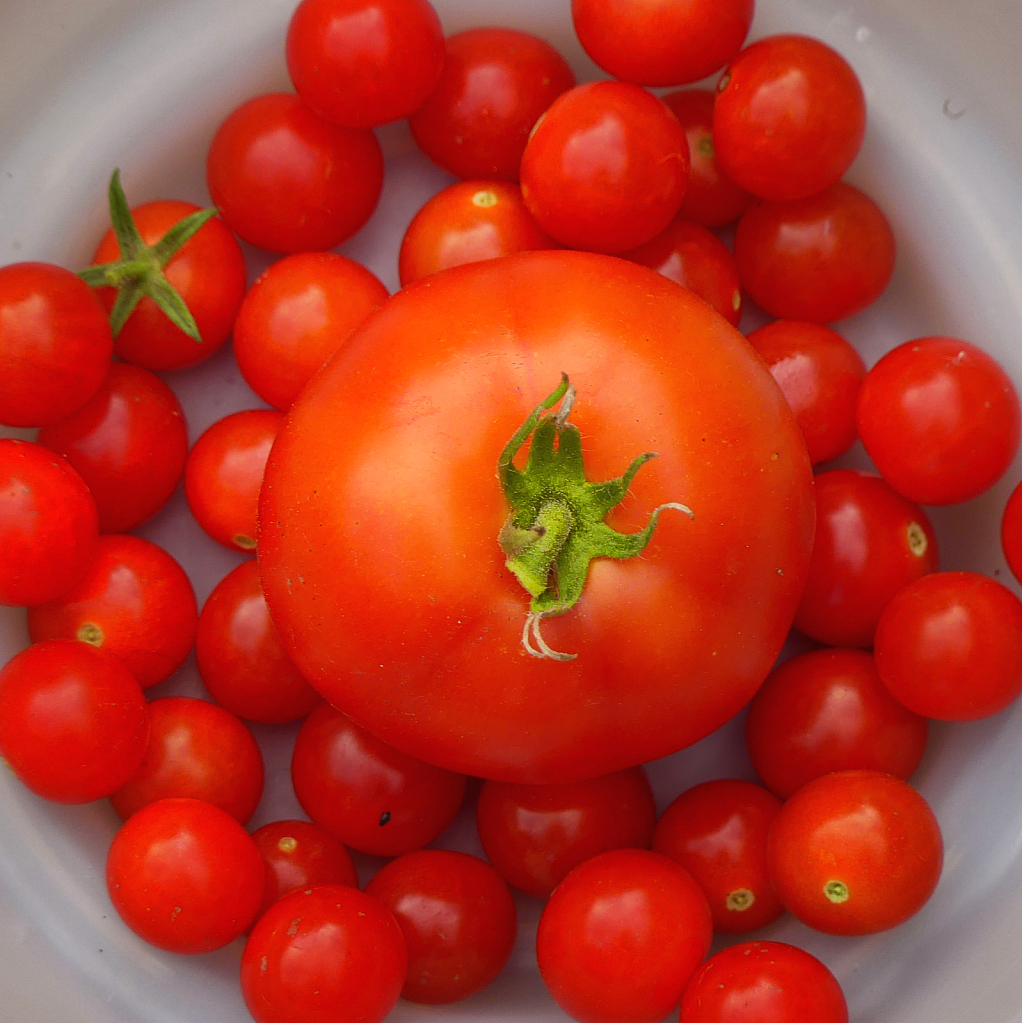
1 1 1021 1022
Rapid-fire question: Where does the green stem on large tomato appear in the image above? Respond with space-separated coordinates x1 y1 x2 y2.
497 374 693 661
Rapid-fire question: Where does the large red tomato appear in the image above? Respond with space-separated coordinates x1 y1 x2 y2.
259 252 814 783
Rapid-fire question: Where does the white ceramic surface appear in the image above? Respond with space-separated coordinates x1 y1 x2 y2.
3 0 1022 1020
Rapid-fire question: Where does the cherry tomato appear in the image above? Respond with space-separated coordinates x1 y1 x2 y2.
27 534 197 689
365 849 518 1004
36 362 188 533
767 769 943 936
745 320 865 466
241 884 407 1023
572 0 753 87
0 261 112 427
714 34 866 201
536 848 712 1023
106 796 265 954
520 83 689 253
794 469 938 648
679 941 849 1023
652 779 784 934
206 93 384 254
184 408 283 553
735 183 896 323
286 0 445 129
109 695 264 824
475 767 657 898
291 703 467 856
0 639 148 803
874 571 1022 720
745 648 928 799
409 27 575 181
856 337 1021 505
1002 478 1022 584
0 438 99 607
233 252 389 412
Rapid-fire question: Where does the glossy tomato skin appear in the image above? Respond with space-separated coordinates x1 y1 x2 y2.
259 251 815 784
536 848 713 1023
0 262 112 427
856 337 1021 505
1002 479 1022 584
409 27 575 181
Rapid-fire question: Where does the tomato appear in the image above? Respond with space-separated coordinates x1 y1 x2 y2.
519 83 689 253
572 0 753 87
206 93 384 254
679 941 849 1023
259 251 815 784
241 884 407 1023
745 321 866 466
734 183 896 323
365 849 518 1004
652 779 784 933
0 438 99 607
408 27 575 181
0 261 112 427
36 362 188 533
745 648 928 799
475 767 657 898
106 797 265 954
233 252 389 412
766 770 943 936
714 34 866 201
857 337 1021 505
536 848 712 1023
0 639 148 803
793 469 938 648
874 571 1022 720
398 180 559 287
27 534 197 689
286 0 444 129
1002 478 1022 584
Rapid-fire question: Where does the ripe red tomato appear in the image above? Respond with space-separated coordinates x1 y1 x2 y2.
536 848 712 1023
1002 478 1022 584
0 261 112 427
857 337 1021 505
408 27 576 181
475 767 657 898
259 251 815 784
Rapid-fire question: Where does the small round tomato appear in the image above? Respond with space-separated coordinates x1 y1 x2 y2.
679 941 849 1023
0 261 112 427
536 849 712 1023
735 183 896 323
399 180 559 286
0 639 148 803
109 695 264 824
745 321 865 466
1002 479 1022 584
794 469 938 648
714 34 866 201
184 408 284 553
365 849 518 1004
36 362 188 533
409 27 575 181
27 534 197 689
767 770 943 936
745 648 928 799
475 767 657 898
241 885 407 1023
874 571 1022 721
206 93 384 254
0 438 99 607
291 703 467 856
233 252 389 412
520 82 689 253
857 337 1021 505
106 797 265 954
652 779 784 934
